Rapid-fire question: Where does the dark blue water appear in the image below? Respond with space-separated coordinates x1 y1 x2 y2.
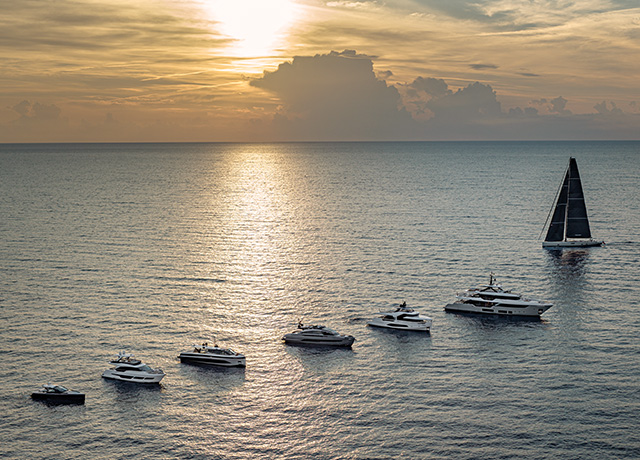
1 141 639 459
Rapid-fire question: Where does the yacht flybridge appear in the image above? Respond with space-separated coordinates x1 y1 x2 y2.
102 351 165 384
283 322 355 347
367 302 432 332
179 342 246 367
445 274 553 317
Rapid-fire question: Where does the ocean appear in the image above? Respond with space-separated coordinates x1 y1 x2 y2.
0 141 639 459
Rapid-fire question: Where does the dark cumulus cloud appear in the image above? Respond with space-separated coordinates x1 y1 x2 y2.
409 77 451 98
426 82 502 121
398 77 502 122
594 101 623 115
532 96 572 115
251 50 416 140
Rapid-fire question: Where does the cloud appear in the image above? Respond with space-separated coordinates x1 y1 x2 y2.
2 47 639 142
250 50 416 140
549 96 572 115
1 100 68 142
531 97 573 115
508 106 539 117
402 77 452 120
409 77 451 98
250 51 636 141
594 101 623 115
10 100 61 120
426 82 502 121
11 100 32 116
410 0 628 32
326 1 375 9
402 74 638 140
469 63 498 70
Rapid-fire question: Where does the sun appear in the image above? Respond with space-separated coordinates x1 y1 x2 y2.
204 0 298 57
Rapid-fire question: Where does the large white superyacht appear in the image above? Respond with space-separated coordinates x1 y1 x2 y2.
445 274 553 317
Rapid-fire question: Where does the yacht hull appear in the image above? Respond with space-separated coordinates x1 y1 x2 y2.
179 353 246 367
445 301 551 317
367 318 431 332
31 392 85 404
283 334 355 347
102 369 165 384
542 239 604 248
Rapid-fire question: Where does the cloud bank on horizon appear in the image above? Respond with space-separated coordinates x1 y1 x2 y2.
0 0 638 142
246 50 639 141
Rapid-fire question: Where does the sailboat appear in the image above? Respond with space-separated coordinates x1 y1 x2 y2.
542 157 604 248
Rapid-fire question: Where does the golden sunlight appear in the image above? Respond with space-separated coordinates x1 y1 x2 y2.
204 0 298 56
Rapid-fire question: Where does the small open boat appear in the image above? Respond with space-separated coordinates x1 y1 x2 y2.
31 384 85 404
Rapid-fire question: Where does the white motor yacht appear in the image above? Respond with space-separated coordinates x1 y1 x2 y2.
283 322 355 347
179 342 246 367
367 302 432 332
102 351 165 384
444 273 553 317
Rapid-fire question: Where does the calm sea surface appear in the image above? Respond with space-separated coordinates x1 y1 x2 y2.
1 141 639 459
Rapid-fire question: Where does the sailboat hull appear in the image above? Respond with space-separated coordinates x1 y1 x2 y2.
542 239 604 248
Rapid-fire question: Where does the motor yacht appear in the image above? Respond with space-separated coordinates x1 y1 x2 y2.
367 302 432 332
444 273 553 317
283 322 355 347
102 351 165 384
179 342 246 367
31 384 85 404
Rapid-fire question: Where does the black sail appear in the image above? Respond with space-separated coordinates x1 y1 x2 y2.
565 157 592 238
545 167 569 242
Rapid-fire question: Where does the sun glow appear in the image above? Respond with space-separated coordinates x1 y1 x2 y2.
204 0 298 57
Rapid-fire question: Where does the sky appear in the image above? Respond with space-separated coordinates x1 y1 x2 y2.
1 0 639 142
